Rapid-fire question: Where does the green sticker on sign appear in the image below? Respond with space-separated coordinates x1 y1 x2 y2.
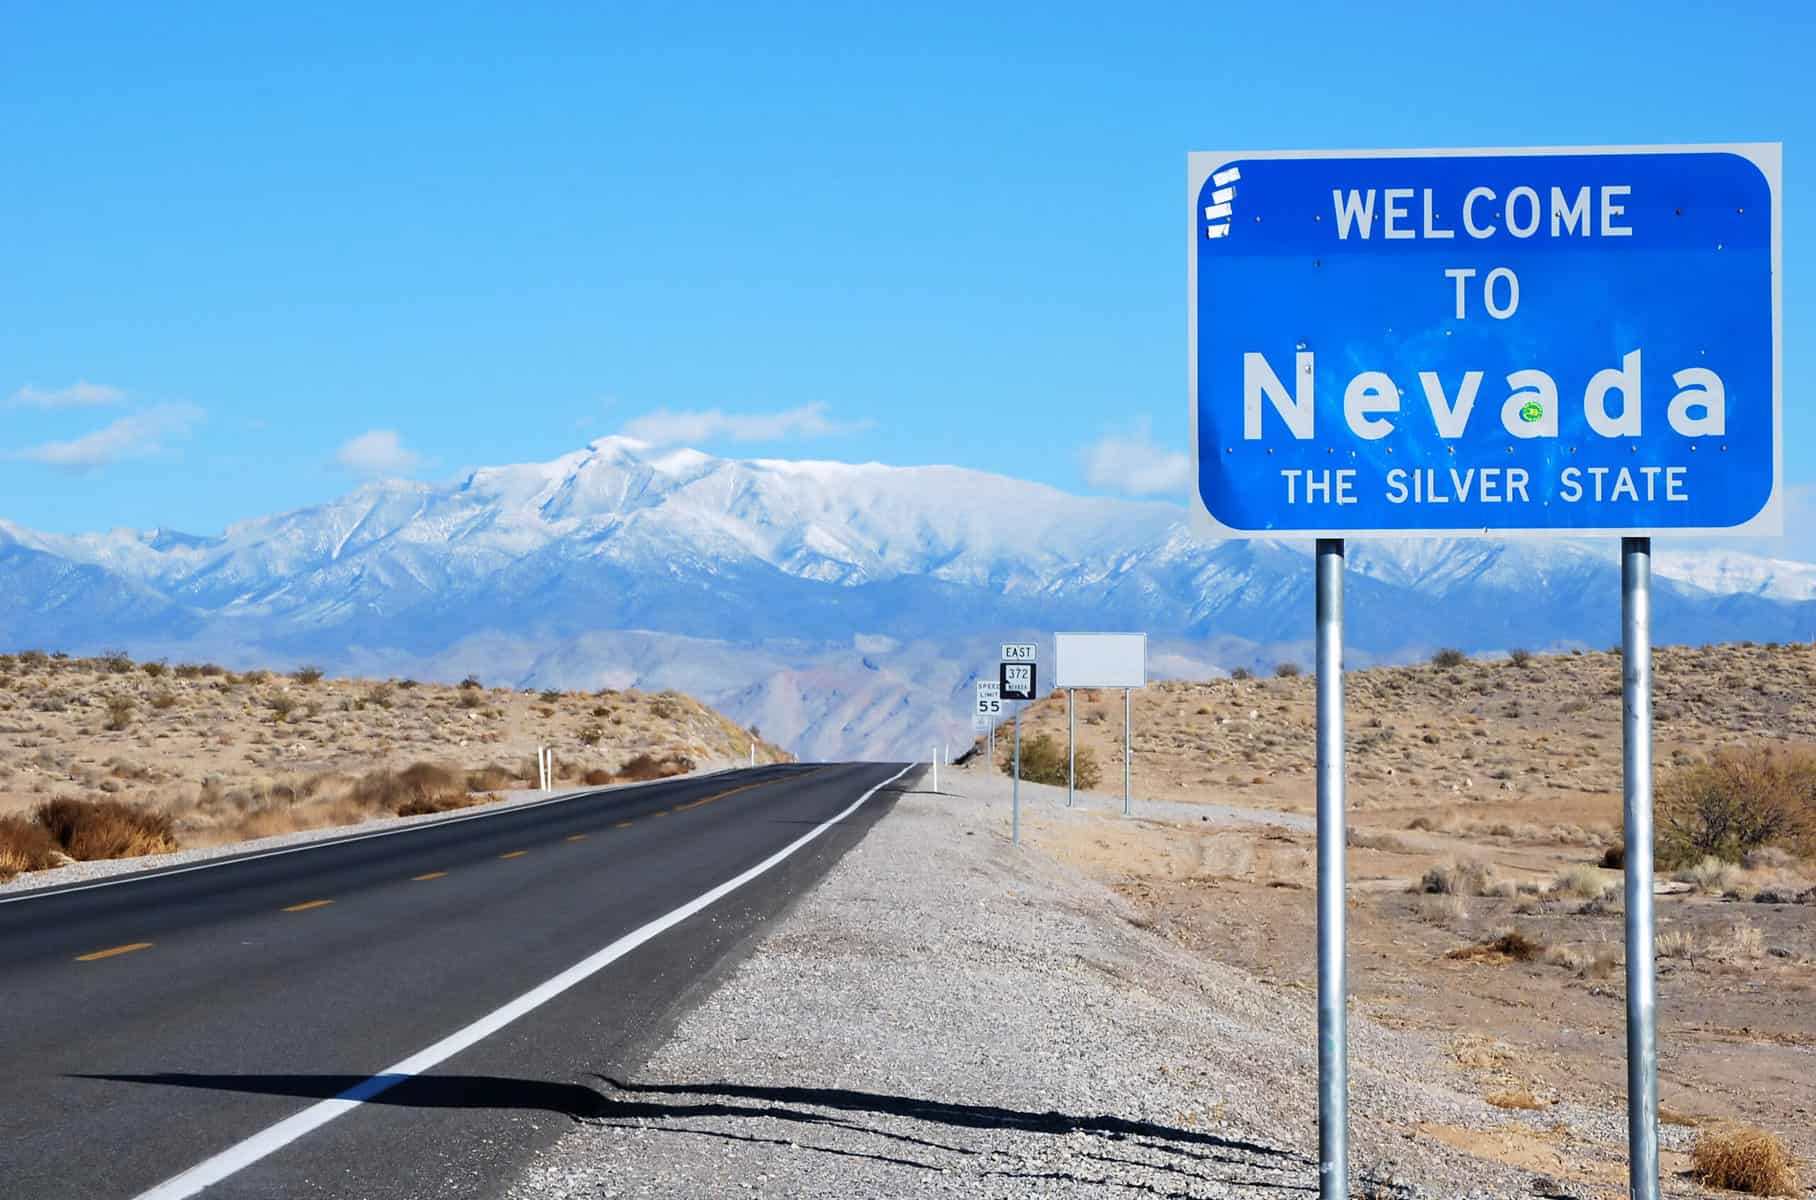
1519 400 1545 424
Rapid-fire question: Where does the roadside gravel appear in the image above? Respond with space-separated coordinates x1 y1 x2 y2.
507 770 1577 1199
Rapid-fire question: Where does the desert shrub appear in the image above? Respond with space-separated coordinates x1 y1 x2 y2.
241 669 270 684
1420 860 1498 896
648 693 685 721
1600 843 1625 869
1273 662 1301 678
1230 666 1254 681
0 816 61 879
100 649 133 674
1431 647 1467 667
616 752 694 782
540 688 562 704
141 660 167 678
292 665 324 684
366 682 394 709
458 690 484 709
150 689 178 711
582 768 616 786
1657 746 1815 868
350 762 473 816
33 797 177 860
578 725 605 747
460 674 483 690
1348 828 1413 853
461 765 514 792
997 734 1100 788
396 678 418 689
1690 1124 1800 1195
1507 647 1533 667
199 662 225 676
103 696 134 731
18 649 48 667
266 693 300 722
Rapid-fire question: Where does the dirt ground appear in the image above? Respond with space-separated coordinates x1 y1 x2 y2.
975 642 1816 1196
0 651 785 849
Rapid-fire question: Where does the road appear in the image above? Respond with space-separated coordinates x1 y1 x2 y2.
0 761 917 1199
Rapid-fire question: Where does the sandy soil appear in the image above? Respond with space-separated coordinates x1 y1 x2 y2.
0 651 786 849
965 643 1816 1195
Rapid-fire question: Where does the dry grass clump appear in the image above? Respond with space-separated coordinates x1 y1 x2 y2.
1348 828 1414 854
1416 894 1468 926
1446 929 1545 963
1690 1124 1800 1195
1550 863 1612 900
464 764 519 792
0 816 62 880
1678 854 1744 895
104 695 134 731
1419 860 1498 896
32 797 178 860
1484 1089 1547 1111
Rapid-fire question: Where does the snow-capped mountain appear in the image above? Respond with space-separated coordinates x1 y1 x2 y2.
3 436 1813 759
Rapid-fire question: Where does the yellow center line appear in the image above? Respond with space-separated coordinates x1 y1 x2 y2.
566 834 587 841
500 850 528 859
653 810 670 817
615 820 634 828
76 942 152 962
675 766 831 812
283 899 334 912
412 871 447 881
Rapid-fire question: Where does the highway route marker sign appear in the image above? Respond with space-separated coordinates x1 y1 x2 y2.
1000 642 1037 662
999 662 1036 701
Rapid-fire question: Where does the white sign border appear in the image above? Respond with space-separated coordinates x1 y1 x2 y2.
1186 143 1783 541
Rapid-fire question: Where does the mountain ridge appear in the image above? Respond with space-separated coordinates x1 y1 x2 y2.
2 437 1813 758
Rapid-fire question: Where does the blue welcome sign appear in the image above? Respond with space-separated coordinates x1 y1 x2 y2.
1188 146 1781 537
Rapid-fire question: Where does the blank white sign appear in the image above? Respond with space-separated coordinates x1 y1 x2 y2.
1055 632 1147 688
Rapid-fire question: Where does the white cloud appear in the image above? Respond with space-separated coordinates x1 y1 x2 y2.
620 402 865 446
8 380 126 409
17 404 202 472
1080 421 1192 498
334 429 423 478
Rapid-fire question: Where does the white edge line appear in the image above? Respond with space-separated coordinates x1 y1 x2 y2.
0 765 749 908
129 763 915 1200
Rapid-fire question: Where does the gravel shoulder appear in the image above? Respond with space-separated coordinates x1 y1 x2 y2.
507 770 1606 1199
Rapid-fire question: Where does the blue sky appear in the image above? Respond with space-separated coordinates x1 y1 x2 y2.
1 2 1809 537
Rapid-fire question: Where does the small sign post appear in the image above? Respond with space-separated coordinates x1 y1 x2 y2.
1190 145 1781 1200
1000 649 1038 845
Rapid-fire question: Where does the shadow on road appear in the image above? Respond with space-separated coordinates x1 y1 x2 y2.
77 1072 1315 1193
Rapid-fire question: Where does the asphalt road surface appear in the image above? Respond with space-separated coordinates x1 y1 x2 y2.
0 761 917 1199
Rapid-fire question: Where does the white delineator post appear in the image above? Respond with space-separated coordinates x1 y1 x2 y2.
932 745 939 794
1122 687 1132 817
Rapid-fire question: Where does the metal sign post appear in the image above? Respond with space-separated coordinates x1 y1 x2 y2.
1314 538 1347 1194
1623 537 1659 1199
1000 649 1038 846
1067 689 1075 807
1187 145 1780 1200
1122 688 1132 816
